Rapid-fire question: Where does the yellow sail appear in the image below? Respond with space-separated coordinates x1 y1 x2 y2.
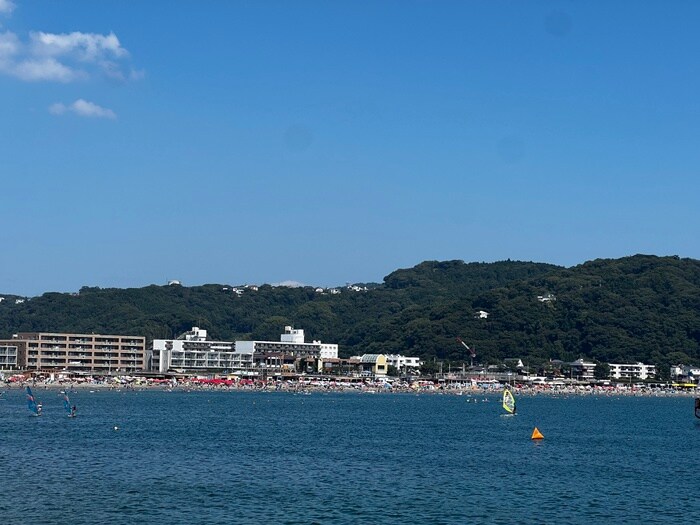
502 388 516 414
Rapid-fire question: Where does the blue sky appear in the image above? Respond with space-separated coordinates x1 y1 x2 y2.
2 1 699 296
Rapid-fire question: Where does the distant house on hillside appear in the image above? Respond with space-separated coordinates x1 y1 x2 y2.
537 293 556 302
474 310 489 319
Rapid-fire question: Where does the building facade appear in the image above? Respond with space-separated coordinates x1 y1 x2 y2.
0 342 24 371
152 326 337 375
609 362 657 381
385 354 422 372
235 326 339 360
570 358 597 381
353 354 388 377
670 364 700 383
151 327 253 374
4 332 146 373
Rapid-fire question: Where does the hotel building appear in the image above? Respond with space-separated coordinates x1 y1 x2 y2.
151 327 254 374
1 332 146 373
235 326 338 360
151 325 339 375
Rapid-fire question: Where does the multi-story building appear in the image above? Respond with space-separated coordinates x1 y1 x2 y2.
570 358 597 381
151 327 253 374
385 354 422 372
0 341 24 370
609 362 657 381
235 326 338 360
670 364 700 383
3 332 146 373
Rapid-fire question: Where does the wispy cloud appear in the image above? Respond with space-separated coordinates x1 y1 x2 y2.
49 99 117 119
0 0 15 15
14 57 81 82
272 280 306 288
0 29 138 82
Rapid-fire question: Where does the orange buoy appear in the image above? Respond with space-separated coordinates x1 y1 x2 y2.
531 427 544 440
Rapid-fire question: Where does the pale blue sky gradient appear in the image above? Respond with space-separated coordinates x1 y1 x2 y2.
2 1 699 296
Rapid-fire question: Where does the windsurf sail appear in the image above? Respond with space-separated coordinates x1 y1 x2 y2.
26 386 39 415
502 387 516 414
63 392 72 415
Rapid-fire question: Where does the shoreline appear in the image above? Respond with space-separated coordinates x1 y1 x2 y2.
5 379 699 397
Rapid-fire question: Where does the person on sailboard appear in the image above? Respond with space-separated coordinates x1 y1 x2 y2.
71 405 77 417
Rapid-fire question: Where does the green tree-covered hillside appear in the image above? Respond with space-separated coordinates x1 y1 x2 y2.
1 255 699 375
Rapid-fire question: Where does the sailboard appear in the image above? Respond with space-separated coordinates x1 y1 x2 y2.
63 391 76 418
26 386 41 416
502 387 516 415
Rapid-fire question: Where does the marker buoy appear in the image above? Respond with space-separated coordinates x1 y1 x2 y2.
531 427 544 440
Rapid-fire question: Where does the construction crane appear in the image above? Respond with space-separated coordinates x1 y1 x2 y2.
456 337 476 368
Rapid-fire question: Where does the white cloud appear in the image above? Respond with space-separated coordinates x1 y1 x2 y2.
0 29 137 83
49 99 116 119
14 57 81 82
0 30 19 58
30 31 128 62
48 102 66 115
0 0 15 15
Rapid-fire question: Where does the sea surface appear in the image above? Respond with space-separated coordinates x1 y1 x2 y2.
1 388 699 524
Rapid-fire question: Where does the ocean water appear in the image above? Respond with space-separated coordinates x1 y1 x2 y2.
1 388 699 524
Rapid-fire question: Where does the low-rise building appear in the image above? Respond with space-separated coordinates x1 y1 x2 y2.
609 362 656 381
385 354 422 373
351 354 388 377
570 358 597 381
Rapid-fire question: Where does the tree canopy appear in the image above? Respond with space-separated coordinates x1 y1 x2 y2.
2 255 699 371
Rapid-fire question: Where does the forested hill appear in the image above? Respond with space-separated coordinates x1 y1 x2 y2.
2 255 699 376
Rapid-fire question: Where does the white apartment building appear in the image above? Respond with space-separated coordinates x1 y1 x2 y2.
609 362 657 381
235 326 338 360
385 354 422 372
151 327 253 374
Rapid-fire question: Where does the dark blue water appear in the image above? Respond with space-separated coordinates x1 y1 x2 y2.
1 389 699 524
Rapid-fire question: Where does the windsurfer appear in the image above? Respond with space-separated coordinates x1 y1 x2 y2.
71 405 77 417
